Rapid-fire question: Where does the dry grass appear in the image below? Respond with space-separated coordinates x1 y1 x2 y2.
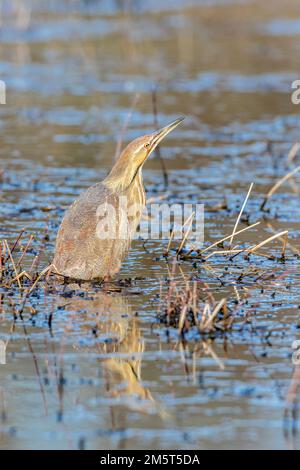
157 169 299 335
0 231 53 296
172 181 292 263
261 142 300 210
261 164 300 210
157 277 232 335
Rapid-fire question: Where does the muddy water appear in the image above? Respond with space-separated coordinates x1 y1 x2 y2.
1 0 300 450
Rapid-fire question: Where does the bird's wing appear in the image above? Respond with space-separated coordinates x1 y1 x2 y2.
53 183 131 279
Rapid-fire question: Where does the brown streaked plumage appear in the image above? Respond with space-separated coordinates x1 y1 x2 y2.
53 117 184 281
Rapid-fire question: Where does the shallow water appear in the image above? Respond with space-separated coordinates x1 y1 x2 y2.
1 0 300 450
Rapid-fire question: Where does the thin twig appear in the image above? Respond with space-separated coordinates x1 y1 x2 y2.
197 221 260 255
229 183 254 247
261 164 300 210
16 234 34 268
29 264 53 294
203 298 227 329
287 143 300 164
177 212 195 254
4 230 25 262
247 230 288 257
4 240 21 291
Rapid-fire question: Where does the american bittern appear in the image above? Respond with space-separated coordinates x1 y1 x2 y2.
53 117 184 280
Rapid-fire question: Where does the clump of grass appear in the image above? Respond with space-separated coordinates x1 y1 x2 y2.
166 182 291 263
157 277 231 336
0 231 52 294
158 172 299 336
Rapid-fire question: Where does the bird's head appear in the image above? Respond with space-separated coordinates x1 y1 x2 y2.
105 117 184 191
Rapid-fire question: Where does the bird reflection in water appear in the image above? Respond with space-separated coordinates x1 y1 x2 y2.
55 285 164 417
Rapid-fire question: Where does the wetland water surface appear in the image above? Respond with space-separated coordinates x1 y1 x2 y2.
1 0 300 450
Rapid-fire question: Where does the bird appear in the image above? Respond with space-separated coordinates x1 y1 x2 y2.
52 117 184 281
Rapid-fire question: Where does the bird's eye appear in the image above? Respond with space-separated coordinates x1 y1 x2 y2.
144 142 151 149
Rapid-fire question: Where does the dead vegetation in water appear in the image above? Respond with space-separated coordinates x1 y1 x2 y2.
0 230 51 293
261 142 300 210
163 142 300 264
156 257 293 339
157 276 232 335
157 148 300 336
166 178 298 264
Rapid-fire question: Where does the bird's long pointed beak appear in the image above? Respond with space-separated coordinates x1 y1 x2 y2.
149 116 185 153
